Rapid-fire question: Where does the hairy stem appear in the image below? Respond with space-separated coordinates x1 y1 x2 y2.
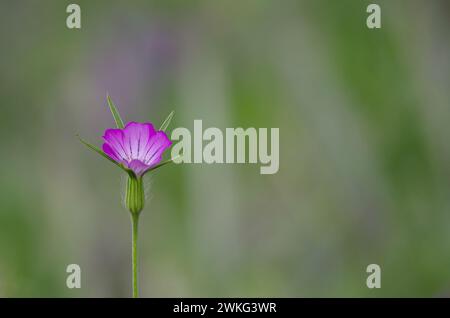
131 213 140 298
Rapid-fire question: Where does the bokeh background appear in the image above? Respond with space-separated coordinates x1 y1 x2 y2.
1 0 450 297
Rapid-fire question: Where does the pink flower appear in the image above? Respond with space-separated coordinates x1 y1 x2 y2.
78 95 176 297
102 121 172 176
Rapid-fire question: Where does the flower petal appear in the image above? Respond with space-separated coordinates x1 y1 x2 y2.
123 122 156 161
122 122 157 161
103 128 130 161
127 159 152 176
142 131 172 167
102 143 120 162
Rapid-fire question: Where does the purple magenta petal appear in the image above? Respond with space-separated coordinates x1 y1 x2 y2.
102 143 120 161
103 128 130 161
102 121 172 174
127 159 152 176
122 122 157 161
142 131 172 167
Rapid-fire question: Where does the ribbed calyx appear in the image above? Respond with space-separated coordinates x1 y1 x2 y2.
125 174 144 215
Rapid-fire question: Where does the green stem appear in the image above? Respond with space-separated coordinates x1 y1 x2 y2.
131 213 140 298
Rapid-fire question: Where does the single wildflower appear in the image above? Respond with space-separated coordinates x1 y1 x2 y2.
77 95 175 298
102 122 172 177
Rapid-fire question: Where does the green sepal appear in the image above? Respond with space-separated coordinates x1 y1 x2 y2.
77 134 130 172
142 155 179 177
126 175 144 215
159 110 174 132
107 94 125 129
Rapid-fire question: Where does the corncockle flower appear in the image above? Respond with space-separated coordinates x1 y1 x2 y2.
103 122 172 177
78 95 175 298
102 121 172 214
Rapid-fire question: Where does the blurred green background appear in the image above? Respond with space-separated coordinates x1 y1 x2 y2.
1 0 450 297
